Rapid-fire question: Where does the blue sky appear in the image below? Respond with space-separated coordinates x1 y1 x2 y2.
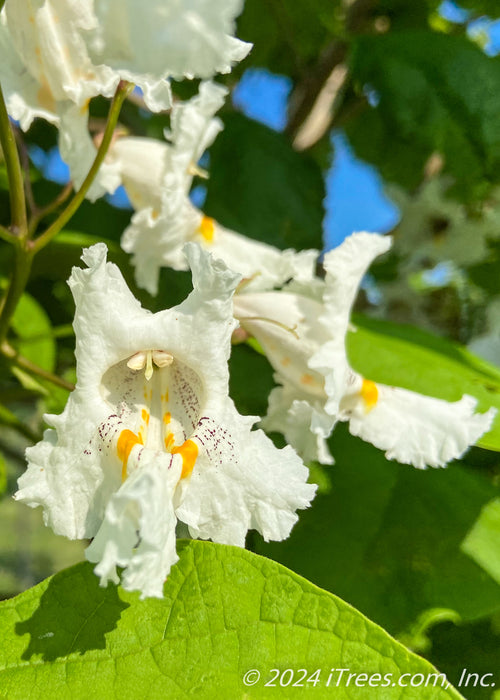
232 0 500 250
233 69 400 250
30 0 500 251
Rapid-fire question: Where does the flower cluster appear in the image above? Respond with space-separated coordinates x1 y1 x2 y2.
0 0 250 198
8 0 497 600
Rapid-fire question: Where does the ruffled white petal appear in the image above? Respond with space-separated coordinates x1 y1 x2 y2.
0 13 59 129
86 449 182 599
309 232 392 415
88 0 251 84
59 102 122 200
261 387 334 465
4 0 118 105
176 405 316 546
123 201 319 296
166 81 227 182
343 374 497 468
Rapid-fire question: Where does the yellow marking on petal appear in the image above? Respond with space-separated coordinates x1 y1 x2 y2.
300 373 315 386
198 215 215 243
172 440 198 479
164 432 175 451
80 98 90 116
163 411 171 425
281 357 291 367
36 83 56 113
141 409 150 424
117 429 143 481
360 379 379 412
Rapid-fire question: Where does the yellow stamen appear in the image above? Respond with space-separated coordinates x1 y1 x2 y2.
163 412 171 424
172 440 198 479
117 429 143 481
141 409 150 424
360 379 379 412
198 215 215 243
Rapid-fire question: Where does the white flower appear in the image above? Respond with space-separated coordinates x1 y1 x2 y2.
15 243 315 598
114 81 317 295
88 0 251 99
0 0 250 199
0 1 121 199
233 232 497 468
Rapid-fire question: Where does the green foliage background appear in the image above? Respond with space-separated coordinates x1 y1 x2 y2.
1 0 500 697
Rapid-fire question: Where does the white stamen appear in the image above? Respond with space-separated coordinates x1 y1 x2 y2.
153 350 174 368
128 349 173 379
145 351 154 381
127 351 147 371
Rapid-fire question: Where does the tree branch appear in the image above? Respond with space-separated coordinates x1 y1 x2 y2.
285 0 377 144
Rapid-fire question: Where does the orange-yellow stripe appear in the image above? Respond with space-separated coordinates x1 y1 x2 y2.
198 215 215 243
360 379 378 412
117 429 143 481
172 440 198 479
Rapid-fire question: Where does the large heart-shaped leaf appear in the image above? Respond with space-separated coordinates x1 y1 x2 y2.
0 541 462 698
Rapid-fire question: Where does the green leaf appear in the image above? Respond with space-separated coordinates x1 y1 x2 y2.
348 314 500 451
0 451 6 498
237 0 339 77
0 541 462 699
31 231 126 283
462 498 500 585
347 32 500 200
458 0 500 17
255 424 500 637
426 616 500 700
205 113 325 251
229 342 276 418
10 291 56 373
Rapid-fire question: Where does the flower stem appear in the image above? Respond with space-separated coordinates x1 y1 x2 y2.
27 181 73 238
1 341 75 392
0 81 132 349
32 80 133 254
0 243 33 345
0 84 27 234
0 223 16 244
